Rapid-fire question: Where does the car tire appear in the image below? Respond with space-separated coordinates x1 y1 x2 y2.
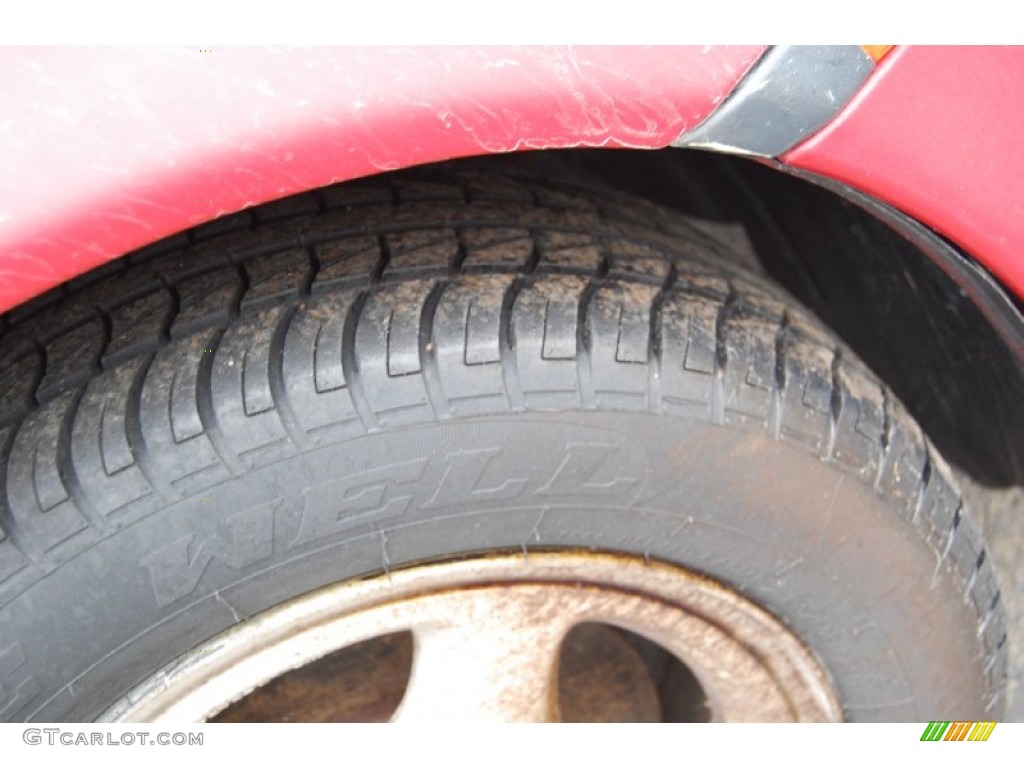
0 167 1006 722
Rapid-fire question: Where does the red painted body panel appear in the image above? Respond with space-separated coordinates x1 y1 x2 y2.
0 45 764 316
784 45 1024 300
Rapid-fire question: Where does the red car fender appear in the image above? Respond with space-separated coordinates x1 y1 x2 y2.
0 45 764 316
784 45 1024 300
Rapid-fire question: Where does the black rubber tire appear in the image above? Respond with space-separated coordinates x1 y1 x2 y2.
0 167 1007 722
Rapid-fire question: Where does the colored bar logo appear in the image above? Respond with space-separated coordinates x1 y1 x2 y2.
920 721 997 741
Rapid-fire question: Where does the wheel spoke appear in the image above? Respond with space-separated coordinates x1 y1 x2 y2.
391 586 572 722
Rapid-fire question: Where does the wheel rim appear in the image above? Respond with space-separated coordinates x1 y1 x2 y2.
101 552 842 723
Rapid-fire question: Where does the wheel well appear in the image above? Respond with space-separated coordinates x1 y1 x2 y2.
6 146 1021 486
542 147 1022 487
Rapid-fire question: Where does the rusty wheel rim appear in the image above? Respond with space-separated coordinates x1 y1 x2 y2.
101 552 842 723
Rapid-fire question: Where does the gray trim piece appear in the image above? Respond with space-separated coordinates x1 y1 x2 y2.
675 45 874 158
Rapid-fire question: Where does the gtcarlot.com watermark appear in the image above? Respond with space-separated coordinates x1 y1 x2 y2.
23 729 203 746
